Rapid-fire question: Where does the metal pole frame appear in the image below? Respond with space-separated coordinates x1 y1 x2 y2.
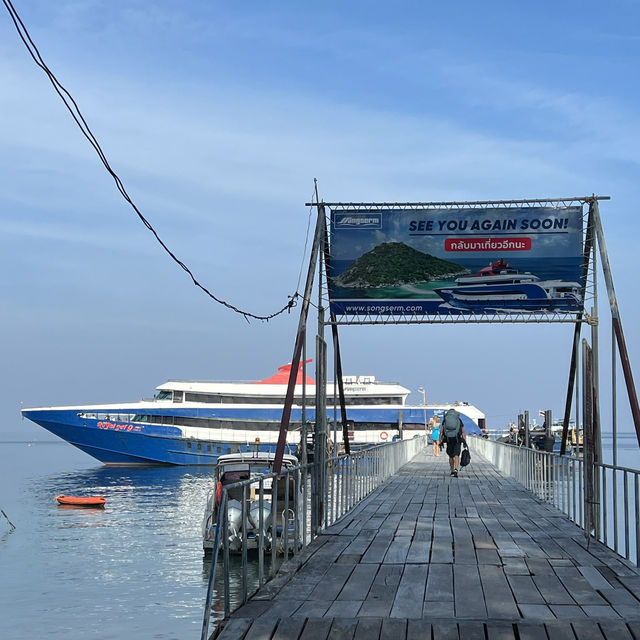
272 202 324 476
560 205 595 454
591 200 640 446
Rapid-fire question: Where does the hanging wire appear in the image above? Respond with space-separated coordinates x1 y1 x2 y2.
2 0 299 322
295 188 316 294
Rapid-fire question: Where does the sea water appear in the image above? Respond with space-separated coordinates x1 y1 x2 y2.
1 434 638 639
0 441 222 639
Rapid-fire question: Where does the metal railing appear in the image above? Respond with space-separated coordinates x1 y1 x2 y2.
201 435 426 639
468 436 640 567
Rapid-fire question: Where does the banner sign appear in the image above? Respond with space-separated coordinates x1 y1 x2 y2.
329 206 584 316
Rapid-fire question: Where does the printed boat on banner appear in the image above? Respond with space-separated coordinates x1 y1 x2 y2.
21 362 485 466
434 259 582 312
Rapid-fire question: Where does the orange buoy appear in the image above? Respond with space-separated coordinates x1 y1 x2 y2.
56 495 106 508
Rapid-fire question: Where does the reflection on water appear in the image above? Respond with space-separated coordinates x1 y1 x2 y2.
202 552 283 623
0 443 221 639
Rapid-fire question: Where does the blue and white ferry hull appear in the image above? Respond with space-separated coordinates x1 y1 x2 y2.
21 402 483 466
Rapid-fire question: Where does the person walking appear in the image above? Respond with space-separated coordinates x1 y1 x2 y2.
439 408 467 477
430 416 441 457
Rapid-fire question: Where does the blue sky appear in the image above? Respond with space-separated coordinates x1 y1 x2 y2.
1 1 639 445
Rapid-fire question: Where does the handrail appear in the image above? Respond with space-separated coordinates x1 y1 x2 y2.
201 435 426 636
468 436 640 567
200 490 227 640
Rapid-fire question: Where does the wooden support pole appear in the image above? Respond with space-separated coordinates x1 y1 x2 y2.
272 203 324 476
561 206 594 455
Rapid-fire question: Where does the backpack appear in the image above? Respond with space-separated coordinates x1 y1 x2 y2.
443 410 462 438
460 448 471 467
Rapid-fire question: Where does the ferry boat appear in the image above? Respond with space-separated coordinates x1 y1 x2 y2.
21 362 485 466
435 259 582 312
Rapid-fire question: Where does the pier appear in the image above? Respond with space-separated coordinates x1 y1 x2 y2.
213 447 640 640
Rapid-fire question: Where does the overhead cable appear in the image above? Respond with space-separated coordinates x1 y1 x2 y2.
2 0 298 322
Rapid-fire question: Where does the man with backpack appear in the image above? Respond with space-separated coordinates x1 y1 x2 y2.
439 408 467 477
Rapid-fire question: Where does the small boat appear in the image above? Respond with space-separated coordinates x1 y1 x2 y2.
202 452 301 554
56 495 106 508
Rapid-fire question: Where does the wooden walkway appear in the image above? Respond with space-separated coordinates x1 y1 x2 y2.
214 449 640 640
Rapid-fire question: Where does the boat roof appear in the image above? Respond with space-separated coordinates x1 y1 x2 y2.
155 379 410 396
217 452 298 466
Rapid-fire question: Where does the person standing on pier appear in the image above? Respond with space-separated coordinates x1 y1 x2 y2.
430 415 441 457
439 408 467 477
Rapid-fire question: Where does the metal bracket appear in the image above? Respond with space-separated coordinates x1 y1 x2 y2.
584 313 599 326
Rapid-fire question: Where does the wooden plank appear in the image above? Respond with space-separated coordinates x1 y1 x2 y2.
215 617 253 640
503 558 530 575
549 605 587 618
273 618 306 640
338 564 379 601
578 566 616 590
479 565 519 619
517 604 556 620
597 587 639 607
407 619 432 640
367 564 403 601
406 539 432 563
390 564 428 618
580 605 621 619
258 599 305 619
544 621 577 640
354 617 383 640
361 534 393 564
244 618 280 640
486 622 516 640
308 564 355 601
475 548 501 565
299 618 333 640
431 620 458 640
379 618 406 640
552 566 607 605
611 605 640 621
516 623 548 640
453 565 487 619
383 536 412 564
569 620 605 640
294 601 333 618
423 600 454 619
327 617 358 640
532 572 576 605
458 622 485 639
598 622 633 640
425 563 453 602
507 574 545 605
325 601 363 617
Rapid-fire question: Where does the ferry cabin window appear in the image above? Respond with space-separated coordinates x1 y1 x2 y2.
173 391 184 403
181 393 402 406
156 390 172 400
